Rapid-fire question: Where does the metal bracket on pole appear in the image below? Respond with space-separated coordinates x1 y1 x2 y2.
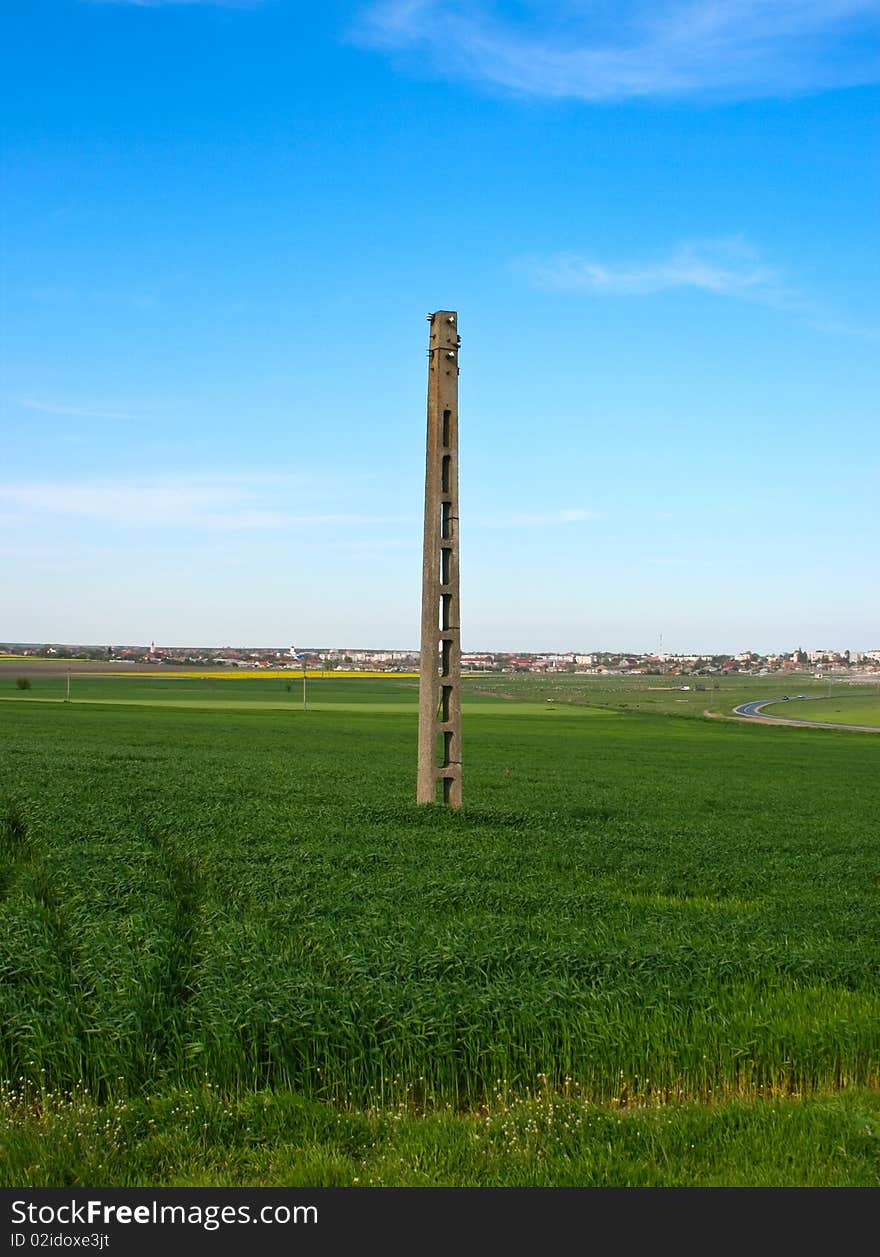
417 311 462 806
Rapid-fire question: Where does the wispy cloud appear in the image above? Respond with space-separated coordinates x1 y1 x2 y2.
0 475 408 532
88 1 261 8
3 479 603 536
353 1 880 101
28 284 159 311
15 398 140 422
526 237 779 299
477 507 603 527
522 236 880 338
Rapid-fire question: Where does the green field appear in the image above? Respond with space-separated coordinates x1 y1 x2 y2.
3 663 871 719
763 694 880 728
0 672 423 707
2 682 879 1186
0 671 612 717
462 670 880 720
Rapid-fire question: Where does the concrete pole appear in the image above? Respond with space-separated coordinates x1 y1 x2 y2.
417 311 462 806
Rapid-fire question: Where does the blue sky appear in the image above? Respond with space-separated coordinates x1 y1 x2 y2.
3 0 878 652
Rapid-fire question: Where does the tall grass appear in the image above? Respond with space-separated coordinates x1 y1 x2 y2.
4 1082 879 1187
1 699 879 1107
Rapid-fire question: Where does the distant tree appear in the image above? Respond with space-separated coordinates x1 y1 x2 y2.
15 677 31 690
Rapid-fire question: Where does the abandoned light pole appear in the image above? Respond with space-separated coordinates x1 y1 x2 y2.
417 311 462 807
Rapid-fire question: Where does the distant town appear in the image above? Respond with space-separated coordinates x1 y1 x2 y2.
3 642 880 677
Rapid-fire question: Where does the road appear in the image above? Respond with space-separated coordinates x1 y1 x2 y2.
734 696 815 719
731 696 880 733
733 698 781 717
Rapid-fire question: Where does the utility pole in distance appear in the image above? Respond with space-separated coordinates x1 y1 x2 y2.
418 311 462 807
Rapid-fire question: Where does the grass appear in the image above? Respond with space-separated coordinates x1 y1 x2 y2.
464 670 880 719
763 695 880 728
1 687 879 1185
0 669 619 715
3 664 873 719
0 671 423 706
3 1084 878 1187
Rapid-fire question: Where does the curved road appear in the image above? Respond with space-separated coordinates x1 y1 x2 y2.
733 699 779 718
731 696 880 733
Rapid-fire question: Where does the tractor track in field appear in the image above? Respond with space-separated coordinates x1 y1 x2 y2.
140 817 203 1069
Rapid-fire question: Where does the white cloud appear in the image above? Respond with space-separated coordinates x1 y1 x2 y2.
526 237 779 299
16 398 140 422
89 1 260 8
0 475 408 532
555 508 603 522
522 236 880 337
477 507 604 527
354 1 880 100
1 476 602 535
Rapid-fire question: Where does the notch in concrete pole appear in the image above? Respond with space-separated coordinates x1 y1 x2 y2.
418 311 462 807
